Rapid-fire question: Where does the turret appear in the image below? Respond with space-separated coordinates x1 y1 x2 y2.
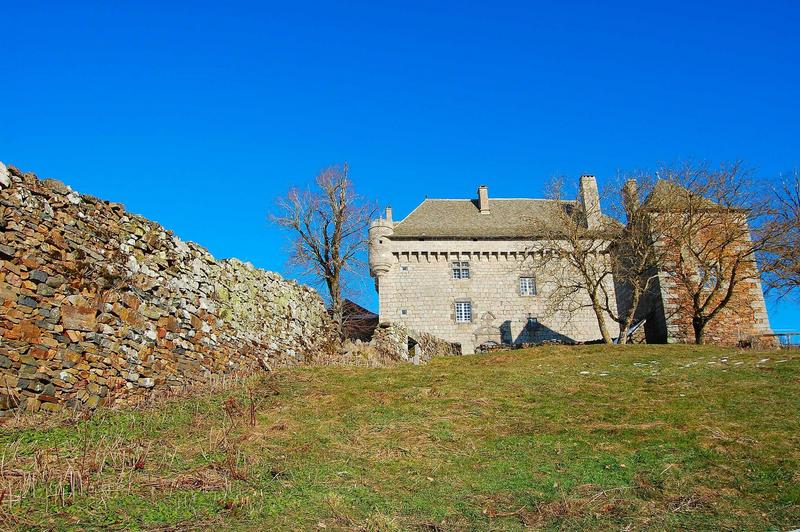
369 206 394 283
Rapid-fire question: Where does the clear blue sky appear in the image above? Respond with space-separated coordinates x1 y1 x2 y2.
2 1 798 328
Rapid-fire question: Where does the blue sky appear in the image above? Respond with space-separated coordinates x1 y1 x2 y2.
2 1 798 328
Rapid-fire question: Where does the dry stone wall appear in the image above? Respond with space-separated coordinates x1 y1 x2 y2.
0 163 336 414
371 322 462 364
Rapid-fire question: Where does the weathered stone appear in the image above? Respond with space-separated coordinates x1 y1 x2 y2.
28 270 48 283
46 274 66 288
40 402 62 412
0 161 10 188
36 283 55 296
0 244 15 259
0 281 17 301
65 330 83 342
0 394 20 410
18 295 38 308
61 304 97 332
139 304 162 319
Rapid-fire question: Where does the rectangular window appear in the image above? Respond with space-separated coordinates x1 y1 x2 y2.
400 265 409 272
455 301 472 323
400 309 408 317
697 265 718 290
519 276 537 296
452 261 470 279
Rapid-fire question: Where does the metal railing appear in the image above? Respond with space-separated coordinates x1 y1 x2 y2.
764 330 800 349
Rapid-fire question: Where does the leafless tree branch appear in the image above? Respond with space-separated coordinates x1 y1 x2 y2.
271 164 377 339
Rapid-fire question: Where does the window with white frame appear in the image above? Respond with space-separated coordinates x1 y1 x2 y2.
454 301 472 323
519 276 537 296
452 261 470 279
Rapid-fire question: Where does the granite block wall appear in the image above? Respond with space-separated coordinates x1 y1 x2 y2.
374 244 617 353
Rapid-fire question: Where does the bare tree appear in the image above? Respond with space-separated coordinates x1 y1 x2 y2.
272 164 376 339
604 175 664 344
531 177 619 344
648 161 775 344
761 170 800 298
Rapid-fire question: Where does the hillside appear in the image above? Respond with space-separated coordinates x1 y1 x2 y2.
1 345 798 530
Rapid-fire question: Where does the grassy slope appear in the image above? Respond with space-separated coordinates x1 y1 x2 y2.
1 345 798 530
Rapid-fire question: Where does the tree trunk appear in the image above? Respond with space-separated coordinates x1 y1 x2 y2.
617 322 629 345
693 316 706 345
617 285 643 346
591 302 613 344
326 276 344 340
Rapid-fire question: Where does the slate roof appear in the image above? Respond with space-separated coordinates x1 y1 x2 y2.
644 181 723 211
391 198 579 239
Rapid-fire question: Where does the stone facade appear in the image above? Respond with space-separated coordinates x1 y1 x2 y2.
369 177 618 354
370 175 775 352
0 163 336 414
644 211 773 345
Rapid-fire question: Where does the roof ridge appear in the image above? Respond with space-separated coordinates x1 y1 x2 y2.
417 197 567 202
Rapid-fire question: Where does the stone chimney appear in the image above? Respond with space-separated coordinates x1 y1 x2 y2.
477 185 490 214
579 175 601 229
622 179 639 219
385 206 393 223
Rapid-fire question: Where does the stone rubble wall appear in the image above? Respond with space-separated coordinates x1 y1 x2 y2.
370 322 462 364
0 163 336 414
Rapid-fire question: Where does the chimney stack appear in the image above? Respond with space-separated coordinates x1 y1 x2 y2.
477 185 490 214
385 206 393 223
622 179 639 219
579 175 602 229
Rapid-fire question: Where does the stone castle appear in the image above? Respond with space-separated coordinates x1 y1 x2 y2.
369 175 773 353
0 162 775 414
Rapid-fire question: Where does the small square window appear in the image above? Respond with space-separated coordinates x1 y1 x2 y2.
400 265 409 272
519 276 537 296
400 309 408 317
452 261 470 279
698 265 718 290
455 301 472 323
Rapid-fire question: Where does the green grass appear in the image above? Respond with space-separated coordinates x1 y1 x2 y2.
1 345 799 530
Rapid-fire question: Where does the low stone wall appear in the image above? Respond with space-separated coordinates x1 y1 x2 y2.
371 322 462 364
0 164 336 414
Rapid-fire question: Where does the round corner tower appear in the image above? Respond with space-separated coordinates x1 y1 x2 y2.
369 207 394 286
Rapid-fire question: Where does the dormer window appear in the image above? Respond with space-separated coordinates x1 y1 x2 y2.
452 261 470 279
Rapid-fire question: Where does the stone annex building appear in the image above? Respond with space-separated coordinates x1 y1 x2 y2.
368 175 773 354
